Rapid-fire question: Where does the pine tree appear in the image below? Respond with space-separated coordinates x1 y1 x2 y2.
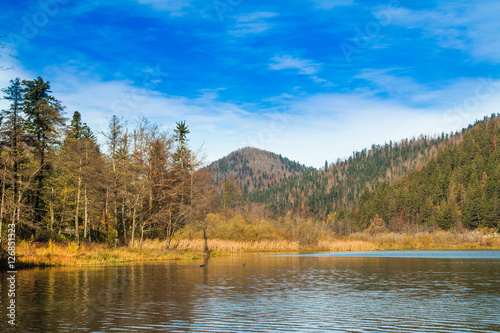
22 77 65 228
67 111 93 140
0 78 27 232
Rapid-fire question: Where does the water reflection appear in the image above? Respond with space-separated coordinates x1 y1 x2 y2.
0 252 499 332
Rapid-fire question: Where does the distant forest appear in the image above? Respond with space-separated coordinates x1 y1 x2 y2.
249 114 500 232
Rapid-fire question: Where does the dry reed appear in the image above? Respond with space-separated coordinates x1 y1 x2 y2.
15 230 500 267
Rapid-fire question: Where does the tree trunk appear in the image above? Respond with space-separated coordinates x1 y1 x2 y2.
131 206 136 248
75 171 82 246
84 187 88 240
164 233 171 251
11 206 17 229
203 228 210 255
105 188 109 240
113 198 118 246
49 188 55 233
0 166 6 238
164 211 173 251
122 202 126 243
173 231 182 250
34 140 46 226
140 224 144 249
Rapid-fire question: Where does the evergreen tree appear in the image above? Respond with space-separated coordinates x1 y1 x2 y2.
22 77 65 227
174 120 190 171
0 78 27 231
67 111 93 140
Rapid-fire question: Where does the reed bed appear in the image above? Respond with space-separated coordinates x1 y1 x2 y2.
316 239 379 252
12 230 500 267
15 240 188 267
348 230 500 250
134 238 300 253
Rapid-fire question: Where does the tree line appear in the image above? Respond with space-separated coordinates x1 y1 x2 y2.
0 77 215 248
357 115 500 231
250 114 499 233
250 129 454 219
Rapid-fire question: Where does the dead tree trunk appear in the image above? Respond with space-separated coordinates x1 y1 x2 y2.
203 228 210 255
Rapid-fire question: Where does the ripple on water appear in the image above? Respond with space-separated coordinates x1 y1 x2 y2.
1 251 499 332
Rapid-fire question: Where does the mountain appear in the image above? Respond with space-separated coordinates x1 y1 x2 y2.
250 120 469 219
206 147 313 194
207 114 500 233
357 114 500 231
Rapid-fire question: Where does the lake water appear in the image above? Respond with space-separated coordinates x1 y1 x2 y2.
1 251 499 332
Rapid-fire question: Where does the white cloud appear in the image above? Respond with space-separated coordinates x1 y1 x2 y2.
136 0 193 16
269 55 320 75
0 47 32 111
3 58 499 169
386 2 500 62
312 0 354 10
356 69 500 110
356 69 426 96
44 67 259 165
257 86 500 167
229 12 278 37
269 54 331 85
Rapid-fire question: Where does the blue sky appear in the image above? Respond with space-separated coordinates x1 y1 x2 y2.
1 0 500 167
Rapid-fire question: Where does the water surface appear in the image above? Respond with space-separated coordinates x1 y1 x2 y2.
1 251 499 332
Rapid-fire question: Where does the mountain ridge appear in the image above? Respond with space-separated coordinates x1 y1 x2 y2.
206 147 313 194
206 114 499 234
249 116 497 219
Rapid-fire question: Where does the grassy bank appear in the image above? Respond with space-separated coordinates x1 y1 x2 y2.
13 240 195 267
9 230 499 267
326 230 500 251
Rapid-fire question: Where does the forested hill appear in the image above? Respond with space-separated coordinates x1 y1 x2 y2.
249 117 481 219
206 147 313 194
357 114 500 231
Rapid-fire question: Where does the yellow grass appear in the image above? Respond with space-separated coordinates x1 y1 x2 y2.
316 239 379 252
347 230 500 250
13 230 500 267
15 240 190 267
15 238 301 267
138 238 300 253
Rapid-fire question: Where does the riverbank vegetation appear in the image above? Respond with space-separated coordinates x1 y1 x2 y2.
14 227 500 267
0 77 499 269
0 77 217 253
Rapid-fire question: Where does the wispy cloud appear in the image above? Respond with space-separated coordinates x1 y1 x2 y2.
266 86 500 166
229 12 278 37
269 54 331 85
355 69 431 101
3 58 500 168
2 0 500 168
386 1 500 62
356 68 500 110
269 55 320 75
312 0 354 10
135 0 194 16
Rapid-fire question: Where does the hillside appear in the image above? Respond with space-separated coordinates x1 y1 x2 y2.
357 114 500 231
250 121 466 219
208 115 499 233
206 147 313 194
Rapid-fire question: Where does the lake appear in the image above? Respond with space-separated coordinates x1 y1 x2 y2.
1 251 499 332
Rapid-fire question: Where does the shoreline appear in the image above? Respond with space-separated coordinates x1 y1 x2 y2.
4 231 499 268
